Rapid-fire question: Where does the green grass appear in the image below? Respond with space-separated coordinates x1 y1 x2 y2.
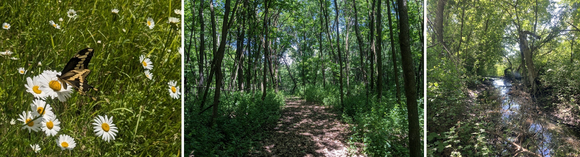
0 0 181 156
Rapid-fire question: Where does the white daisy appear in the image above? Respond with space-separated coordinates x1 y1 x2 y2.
25 76 48 99
41 116 61 136
111 8 119 14
38 61 42 66
139 55 153 70
1 50 13 56
10 57 18 60
39 70 73 102
174 9 182 15
168 80 180 99
67 9 77 18
59 18 63 22
18 67 26 74
144 70 153 80
168 17 180 24
49 20 61 29
56 134 76 150
97 40 101 44
17 111 42 133
10 119 16 125
31 99 54 119
146 17 155 29
122 28 126 32
30 144 41 153
2 23 10 30
92 115 119 142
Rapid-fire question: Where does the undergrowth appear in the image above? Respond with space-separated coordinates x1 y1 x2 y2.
185 90 284 156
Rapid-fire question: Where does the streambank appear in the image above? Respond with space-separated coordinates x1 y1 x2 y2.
468 77 580 156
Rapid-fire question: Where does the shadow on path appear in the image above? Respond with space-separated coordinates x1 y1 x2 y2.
250 96 364 157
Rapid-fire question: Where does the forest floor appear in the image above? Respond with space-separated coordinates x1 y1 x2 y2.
250 96 365 157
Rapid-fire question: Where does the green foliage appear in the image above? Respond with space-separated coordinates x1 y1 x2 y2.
185 91 284 156
428 121 492 157
0 0 180 156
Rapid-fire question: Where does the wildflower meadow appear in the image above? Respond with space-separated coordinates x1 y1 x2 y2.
0 0 181 156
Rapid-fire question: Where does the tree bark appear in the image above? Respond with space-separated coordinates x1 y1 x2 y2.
352 0 366 95
518 30 537 94
261 0 270 101
386 0 400 103
376 0 383 100
397 0 421 156
210 0 232 127
435 0 447 48
334 0 344 109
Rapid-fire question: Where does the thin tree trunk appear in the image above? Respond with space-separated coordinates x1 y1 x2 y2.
352 0 366 94
376 0 383 100
397 0 420 155
369 0 376 93
334 0 344 109
319 0 327 88
197 0 206 109
261 0 270 101
210 0 232 127
386 0 400 103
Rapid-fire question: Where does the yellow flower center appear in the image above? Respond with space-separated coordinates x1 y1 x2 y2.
26 118 34 127
33 86 42 94
47 121 54 129
49 80 62 91
146 74 150 78
142 61 147 67
20 70 24 73
52 24 57 27
147 21 151 26
36 107 45 115
61 142 68 148
101 123 110 132
171 86 176 93
3 25 7 28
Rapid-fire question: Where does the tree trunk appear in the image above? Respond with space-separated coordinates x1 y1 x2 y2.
352 0 366 96
319 0 327 88
369 0 376 93
334 0 344 109
519 31 537 94
210 0 232 127
396 0 421 155
261 0 270 101
196 0 206 98
376 0 383 100
386 0 400 103
435 0 447 48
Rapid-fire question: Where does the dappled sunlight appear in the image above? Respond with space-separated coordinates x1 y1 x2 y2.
250 97 364 156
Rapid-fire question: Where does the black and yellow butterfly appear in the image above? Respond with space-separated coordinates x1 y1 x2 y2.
57 48 98 94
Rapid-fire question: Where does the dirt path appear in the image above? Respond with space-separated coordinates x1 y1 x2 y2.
251 96 364 157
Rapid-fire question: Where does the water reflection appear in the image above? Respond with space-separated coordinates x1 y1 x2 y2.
491 78 552 156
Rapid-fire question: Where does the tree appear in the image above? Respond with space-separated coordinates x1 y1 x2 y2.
397 0 421 155
211 0 233 126
334 0 344 109
386 0 400 103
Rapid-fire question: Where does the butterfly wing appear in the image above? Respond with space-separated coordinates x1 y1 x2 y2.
58 48 95 93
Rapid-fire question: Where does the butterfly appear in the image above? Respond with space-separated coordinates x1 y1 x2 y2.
57 48 98 95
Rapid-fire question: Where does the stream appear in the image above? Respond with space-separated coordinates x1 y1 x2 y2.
491 78 555 156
